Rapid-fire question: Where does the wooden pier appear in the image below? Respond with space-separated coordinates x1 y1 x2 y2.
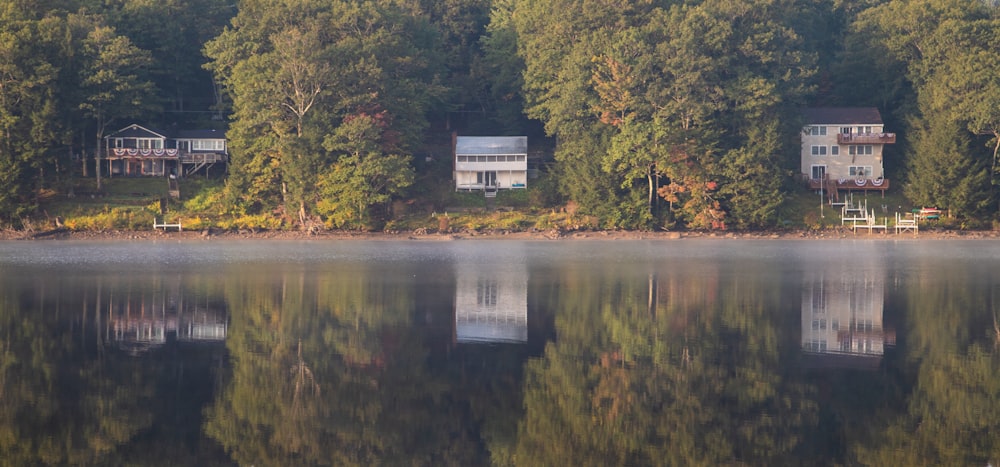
153 218 182 231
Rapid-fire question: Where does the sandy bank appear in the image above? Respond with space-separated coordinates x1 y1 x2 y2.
2 226 999 242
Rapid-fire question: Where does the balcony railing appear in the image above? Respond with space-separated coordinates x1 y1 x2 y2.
837 133 896 144
107 148 227 163
807 177 889 191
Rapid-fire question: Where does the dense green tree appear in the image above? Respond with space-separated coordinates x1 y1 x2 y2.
205 0 443 227
511 0 813 230
854 0 999 215
317 114 414 229
717 123 786 229
106 0 233 122
920 17 1000 191
903 113 992 218
0 17 58 222
78 22 155 190
417 0 492 128
471 0 530 134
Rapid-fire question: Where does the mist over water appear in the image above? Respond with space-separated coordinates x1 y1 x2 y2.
1 239 998 466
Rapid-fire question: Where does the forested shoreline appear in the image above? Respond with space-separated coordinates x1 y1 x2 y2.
1 0 999 232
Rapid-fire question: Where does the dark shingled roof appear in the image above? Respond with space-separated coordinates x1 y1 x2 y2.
107 124 227 140
804 107 883 125
174 129 225 140
110 124 168 139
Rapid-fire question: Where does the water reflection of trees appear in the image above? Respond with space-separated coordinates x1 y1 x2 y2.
514 261 817 465
203 266 493 466
8 244 1000 465
853 259 1000 465
0 273 231 466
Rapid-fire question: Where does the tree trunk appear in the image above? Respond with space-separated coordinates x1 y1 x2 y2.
647 170 655 211
992 131 1000 212
992 131 1000 176
95 133 102 190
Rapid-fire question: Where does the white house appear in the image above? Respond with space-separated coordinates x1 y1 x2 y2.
454 136 528 191
801 108 895 195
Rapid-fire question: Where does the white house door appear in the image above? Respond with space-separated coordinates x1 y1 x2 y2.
811 165 826 181
478 171 497 188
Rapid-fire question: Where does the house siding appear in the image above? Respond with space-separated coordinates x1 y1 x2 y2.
454 136 528 190
800 108 891 183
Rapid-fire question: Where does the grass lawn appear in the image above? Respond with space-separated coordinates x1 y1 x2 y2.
38 177 202 231
37 173 928 233
44 178 166 213
780 185 916 230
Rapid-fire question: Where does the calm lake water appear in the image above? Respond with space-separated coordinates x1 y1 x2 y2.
2 239 999 466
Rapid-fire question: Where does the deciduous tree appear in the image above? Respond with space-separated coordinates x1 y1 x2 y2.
79 24 154 190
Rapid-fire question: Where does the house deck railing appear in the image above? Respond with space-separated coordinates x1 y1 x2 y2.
179 153 227 163
837 133 896 144
807 177 889 191
106 148 227 163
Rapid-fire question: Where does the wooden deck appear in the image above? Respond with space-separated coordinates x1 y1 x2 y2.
851 209 887 234
808 177 889 193
840 199 918 235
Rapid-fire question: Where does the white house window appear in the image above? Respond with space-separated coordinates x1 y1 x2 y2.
138 139 163 149
849 166 872 177
808 126 827 136
856 126 872 134
811 145 827 156
840 127 852 135
192 140 225 151
848 145 873 155
830 146 839 156
810 165 826 180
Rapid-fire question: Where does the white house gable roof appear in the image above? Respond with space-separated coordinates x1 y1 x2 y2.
108 124 168 140
804 107 884 125
456 136 527 156
174 129 226 141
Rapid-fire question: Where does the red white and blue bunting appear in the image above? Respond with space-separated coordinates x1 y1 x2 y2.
112 148 178 157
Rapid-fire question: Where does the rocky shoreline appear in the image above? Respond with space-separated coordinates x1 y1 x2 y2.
2 226 999 241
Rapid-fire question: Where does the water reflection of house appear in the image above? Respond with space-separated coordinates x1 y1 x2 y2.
801 264 895 369
105 292 227 353
454 263 528 344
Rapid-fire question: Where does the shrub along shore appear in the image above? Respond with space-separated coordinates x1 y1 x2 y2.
3 225 999 242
